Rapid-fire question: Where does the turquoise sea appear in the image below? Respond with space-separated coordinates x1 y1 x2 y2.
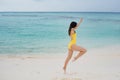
0 12 120 55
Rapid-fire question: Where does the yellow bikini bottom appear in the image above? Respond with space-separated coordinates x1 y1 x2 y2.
68 41 76 49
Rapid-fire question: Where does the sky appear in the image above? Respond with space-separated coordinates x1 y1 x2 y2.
0 0 120 12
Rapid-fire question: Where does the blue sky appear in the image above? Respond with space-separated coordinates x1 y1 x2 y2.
0 0 120 12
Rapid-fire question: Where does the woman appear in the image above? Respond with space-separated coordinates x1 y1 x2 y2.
63 18 87 74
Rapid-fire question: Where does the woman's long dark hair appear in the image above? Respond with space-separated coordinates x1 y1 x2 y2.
68 21 77 36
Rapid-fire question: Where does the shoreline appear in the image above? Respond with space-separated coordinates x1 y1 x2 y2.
0 44 120 57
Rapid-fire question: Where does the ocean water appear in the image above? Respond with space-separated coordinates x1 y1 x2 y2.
0 12 120 55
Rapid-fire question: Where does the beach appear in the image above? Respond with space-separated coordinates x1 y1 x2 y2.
0 45 120 80
0 12 120 80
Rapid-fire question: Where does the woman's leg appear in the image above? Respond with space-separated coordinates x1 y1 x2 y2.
71 44 87 61
63 49 73 73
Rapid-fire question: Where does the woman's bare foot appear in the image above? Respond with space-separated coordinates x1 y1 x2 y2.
63 67 66 74
72 57 77 62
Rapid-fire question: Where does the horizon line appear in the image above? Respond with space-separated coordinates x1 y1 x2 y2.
0 11 120 13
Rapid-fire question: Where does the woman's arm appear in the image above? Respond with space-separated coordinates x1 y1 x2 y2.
76 18 83 28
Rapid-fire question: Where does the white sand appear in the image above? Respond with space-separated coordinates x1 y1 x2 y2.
0 45 120 80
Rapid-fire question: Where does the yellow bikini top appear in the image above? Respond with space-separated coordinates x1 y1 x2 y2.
70 32 76 43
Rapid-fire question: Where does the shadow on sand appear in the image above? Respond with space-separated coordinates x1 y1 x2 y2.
52 72 82 80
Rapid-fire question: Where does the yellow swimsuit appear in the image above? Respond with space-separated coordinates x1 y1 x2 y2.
68 33 76 49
